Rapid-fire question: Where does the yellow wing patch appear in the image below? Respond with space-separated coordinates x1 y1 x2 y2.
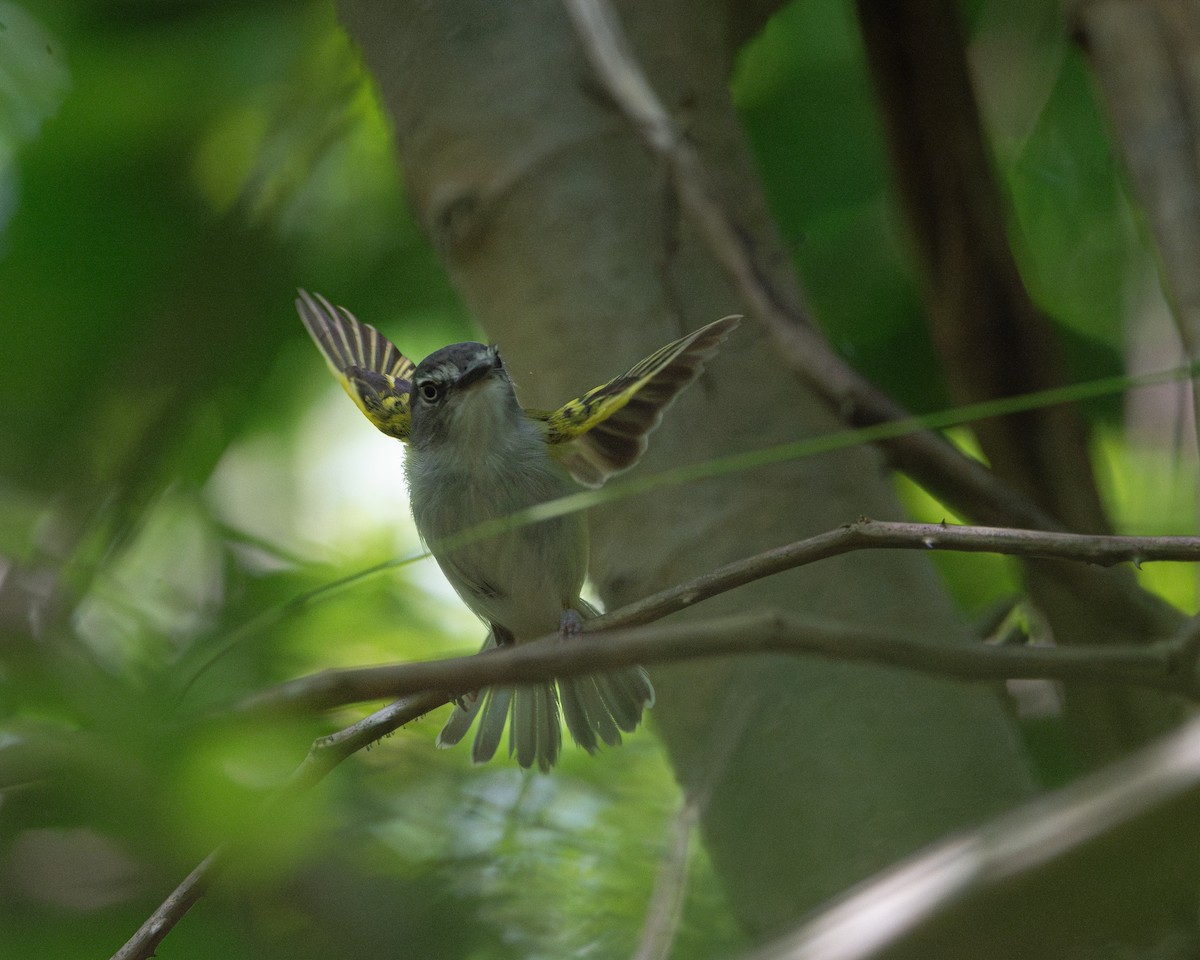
296 289 416 442
531 315 740 487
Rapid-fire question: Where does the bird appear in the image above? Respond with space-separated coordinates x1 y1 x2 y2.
296 289 739 771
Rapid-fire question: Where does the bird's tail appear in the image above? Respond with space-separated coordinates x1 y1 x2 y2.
437 681 563 773
557 598 655 756
558 665 655 755
436 613 655 771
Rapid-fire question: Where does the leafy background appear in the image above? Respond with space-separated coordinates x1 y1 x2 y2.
0 0 1192 957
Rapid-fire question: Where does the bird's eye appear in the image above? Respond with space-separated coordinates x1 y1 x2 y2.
418 382 442 403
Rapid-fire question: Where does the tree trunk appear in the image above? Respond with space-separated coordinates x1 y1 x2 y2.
336 0 1035 935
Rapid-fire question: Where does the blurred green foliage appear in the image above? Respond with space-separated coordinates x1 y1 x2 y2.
0 0 1193 957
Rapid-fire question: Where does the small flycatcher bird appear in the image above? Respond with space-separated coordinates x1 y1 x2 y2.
296 290 738 771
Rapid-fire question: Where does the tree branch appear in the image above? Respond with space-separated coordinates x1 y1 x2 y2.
116 517 1200 958
1075 0 1200 447
853 0 1194 763
232 610 1200 718
110 851 225 960
109 693 442 960
855 0 1111 535
561 0 1061 533
750 707 1200 960
632 797 700 960
238 519 1200 718
563 0 1189 765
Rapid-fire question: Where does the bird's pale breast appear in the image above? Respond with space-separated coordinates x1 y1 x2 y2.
405 424 588 643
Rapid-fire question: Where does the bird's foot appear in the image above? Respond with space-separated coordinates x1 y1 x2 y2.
559 608 584 640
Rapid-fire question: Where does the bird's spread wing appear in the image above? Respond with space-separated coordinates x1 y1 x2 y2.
529 315 740 487
296 289 416 441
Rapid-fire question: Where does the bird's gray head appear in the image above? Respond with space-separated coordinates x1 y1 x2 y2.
408 341 521 450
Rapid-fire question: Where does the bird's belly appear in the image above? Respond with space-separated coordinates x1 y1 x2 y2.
446 526 582 640
407 453 587 643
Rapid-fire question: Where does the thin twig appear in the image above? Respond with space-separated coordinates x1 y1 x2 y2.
226 610 1192 715
143 600 1180 960
632 797 700 960
238 519 1200 716
612 519 1200 629
115 518 1200 958
108 694 442 960
749 708 1200 960
111 850 225 960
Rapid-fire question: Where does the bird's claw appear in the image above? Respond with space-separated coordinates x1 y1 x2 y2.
559 608 584 640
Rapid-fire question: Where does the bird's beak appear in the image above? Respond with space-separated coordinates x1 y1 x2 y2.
456 351 502 391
